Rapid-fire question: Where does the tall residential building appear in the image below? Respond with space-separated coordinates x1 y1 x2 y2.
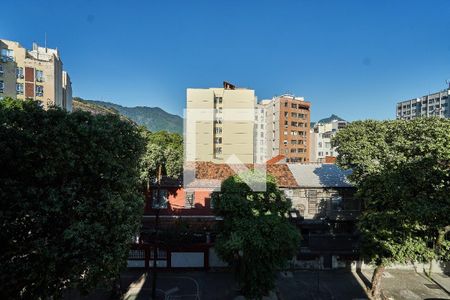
396 85 450 120
254 103 267 164
310 118 347 163
0 39 72 111
261 95 311 163
186 82 256 163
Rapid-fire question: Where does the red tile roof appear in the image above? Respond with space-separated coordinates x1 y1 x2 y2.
191 162 298 188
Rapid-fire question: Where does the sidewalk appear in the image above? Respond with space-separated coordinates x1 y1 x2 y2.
430 273 450 295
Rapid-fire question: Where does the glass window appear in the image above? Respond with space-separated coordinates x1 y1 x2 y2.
36 70 44 82
16 67 24 79
152 189 168 209
307 190 318 214
35 85 44 97
0 80 4 92
0 64 3 75
16 83 24 94
185 191 195 208
1 49 14 61
331 194 343 211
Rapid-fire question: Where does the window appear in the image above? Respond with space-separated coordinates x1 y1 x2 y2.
36 70 44 82
16 67 24 79
35 85 44 97
215 127 222 134
150 248 167 259
215 147 222 154
1 49 14 62
0 64 3 76
16 83 24 95
152 189 168 208
128 249 145 260
214 137 222 144
185 191 195 208
0 80 4 93
291 103 297 109
307 190 318 214
331 194 343 211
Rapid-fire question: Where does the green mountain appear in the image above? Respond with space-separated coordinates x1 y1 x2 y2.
73 97 183 134
317 114 346 124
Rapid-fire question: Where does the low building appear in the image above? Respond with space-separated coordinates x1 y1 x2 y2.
285 163 359 269
133 162 298 269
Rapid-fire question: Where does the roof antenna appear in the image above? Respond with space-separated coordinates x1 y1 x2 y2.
44 32 47 53
446 79 450 89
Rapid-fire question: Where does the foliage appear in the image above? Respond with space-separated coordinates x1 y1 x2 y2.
74 97 183 134
0 98 146 299
212 171 300 299
333 118 450 297
139 130 183 184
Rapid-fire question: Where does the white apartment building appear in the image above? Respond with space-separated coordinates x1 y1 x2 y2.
310 118 347 163
396 85 450 120
186 82 256 164
254 103 267 163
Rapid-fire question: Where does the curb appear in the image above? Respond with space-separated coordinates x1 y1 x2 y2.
428 275 450 295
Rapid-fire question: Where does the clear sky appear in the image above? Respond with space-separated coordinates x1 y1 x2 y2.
1 0 449 121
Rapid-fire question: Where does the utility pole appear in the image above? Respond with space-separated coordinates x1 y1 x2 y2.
151 165 162 299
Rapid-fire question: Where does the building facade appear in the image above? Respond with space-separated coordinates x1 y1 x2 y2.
261 95 311 163
285 163 359 269
310 119 347 162
396 85 450 120
186 82 256 163
0 39 72 111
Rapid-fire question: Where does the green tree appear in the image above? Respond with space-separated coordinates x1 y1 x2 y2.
139 129 183 184
333 118 450 299
212 171 300 299
0 98 146 299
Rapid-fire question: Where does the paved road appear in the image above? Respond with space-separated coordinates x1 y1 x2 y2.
121 270 238 300
277 270 367 300
360 269 450 300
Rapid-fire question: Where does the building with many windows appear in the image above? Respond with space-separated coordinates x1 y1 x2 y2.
260 95 311 163
396 85 450 120
0 39 72 111
310 118 347 163
186 82 256 163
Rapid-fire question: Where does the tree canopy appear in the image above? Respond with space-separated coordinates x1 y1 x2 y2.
139 129 183 185
333 118 450 299
211 171 300 299
0 98 146 299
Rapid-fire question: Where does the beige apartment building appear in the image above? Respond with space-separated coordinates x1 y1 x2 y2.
261 95 311 163
186 82 256 163
0 39 72 111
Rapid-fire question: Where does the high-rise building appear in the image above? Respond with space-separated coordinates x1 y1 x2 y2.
260 95 311 163
186 82 256 163
396 85 450 120
0 39 72 111
309 118 347 163
254 103 267 163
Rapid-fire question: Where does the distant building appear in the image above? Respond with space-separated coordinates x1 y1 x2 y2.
396 85 450 120
0 39 72 111
254 103 267 163
259 95 311 163
186 82 256 163
310 117 347 162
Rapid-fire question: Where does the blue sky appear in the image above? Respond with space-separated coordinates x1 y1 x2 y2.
1 0 449 121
